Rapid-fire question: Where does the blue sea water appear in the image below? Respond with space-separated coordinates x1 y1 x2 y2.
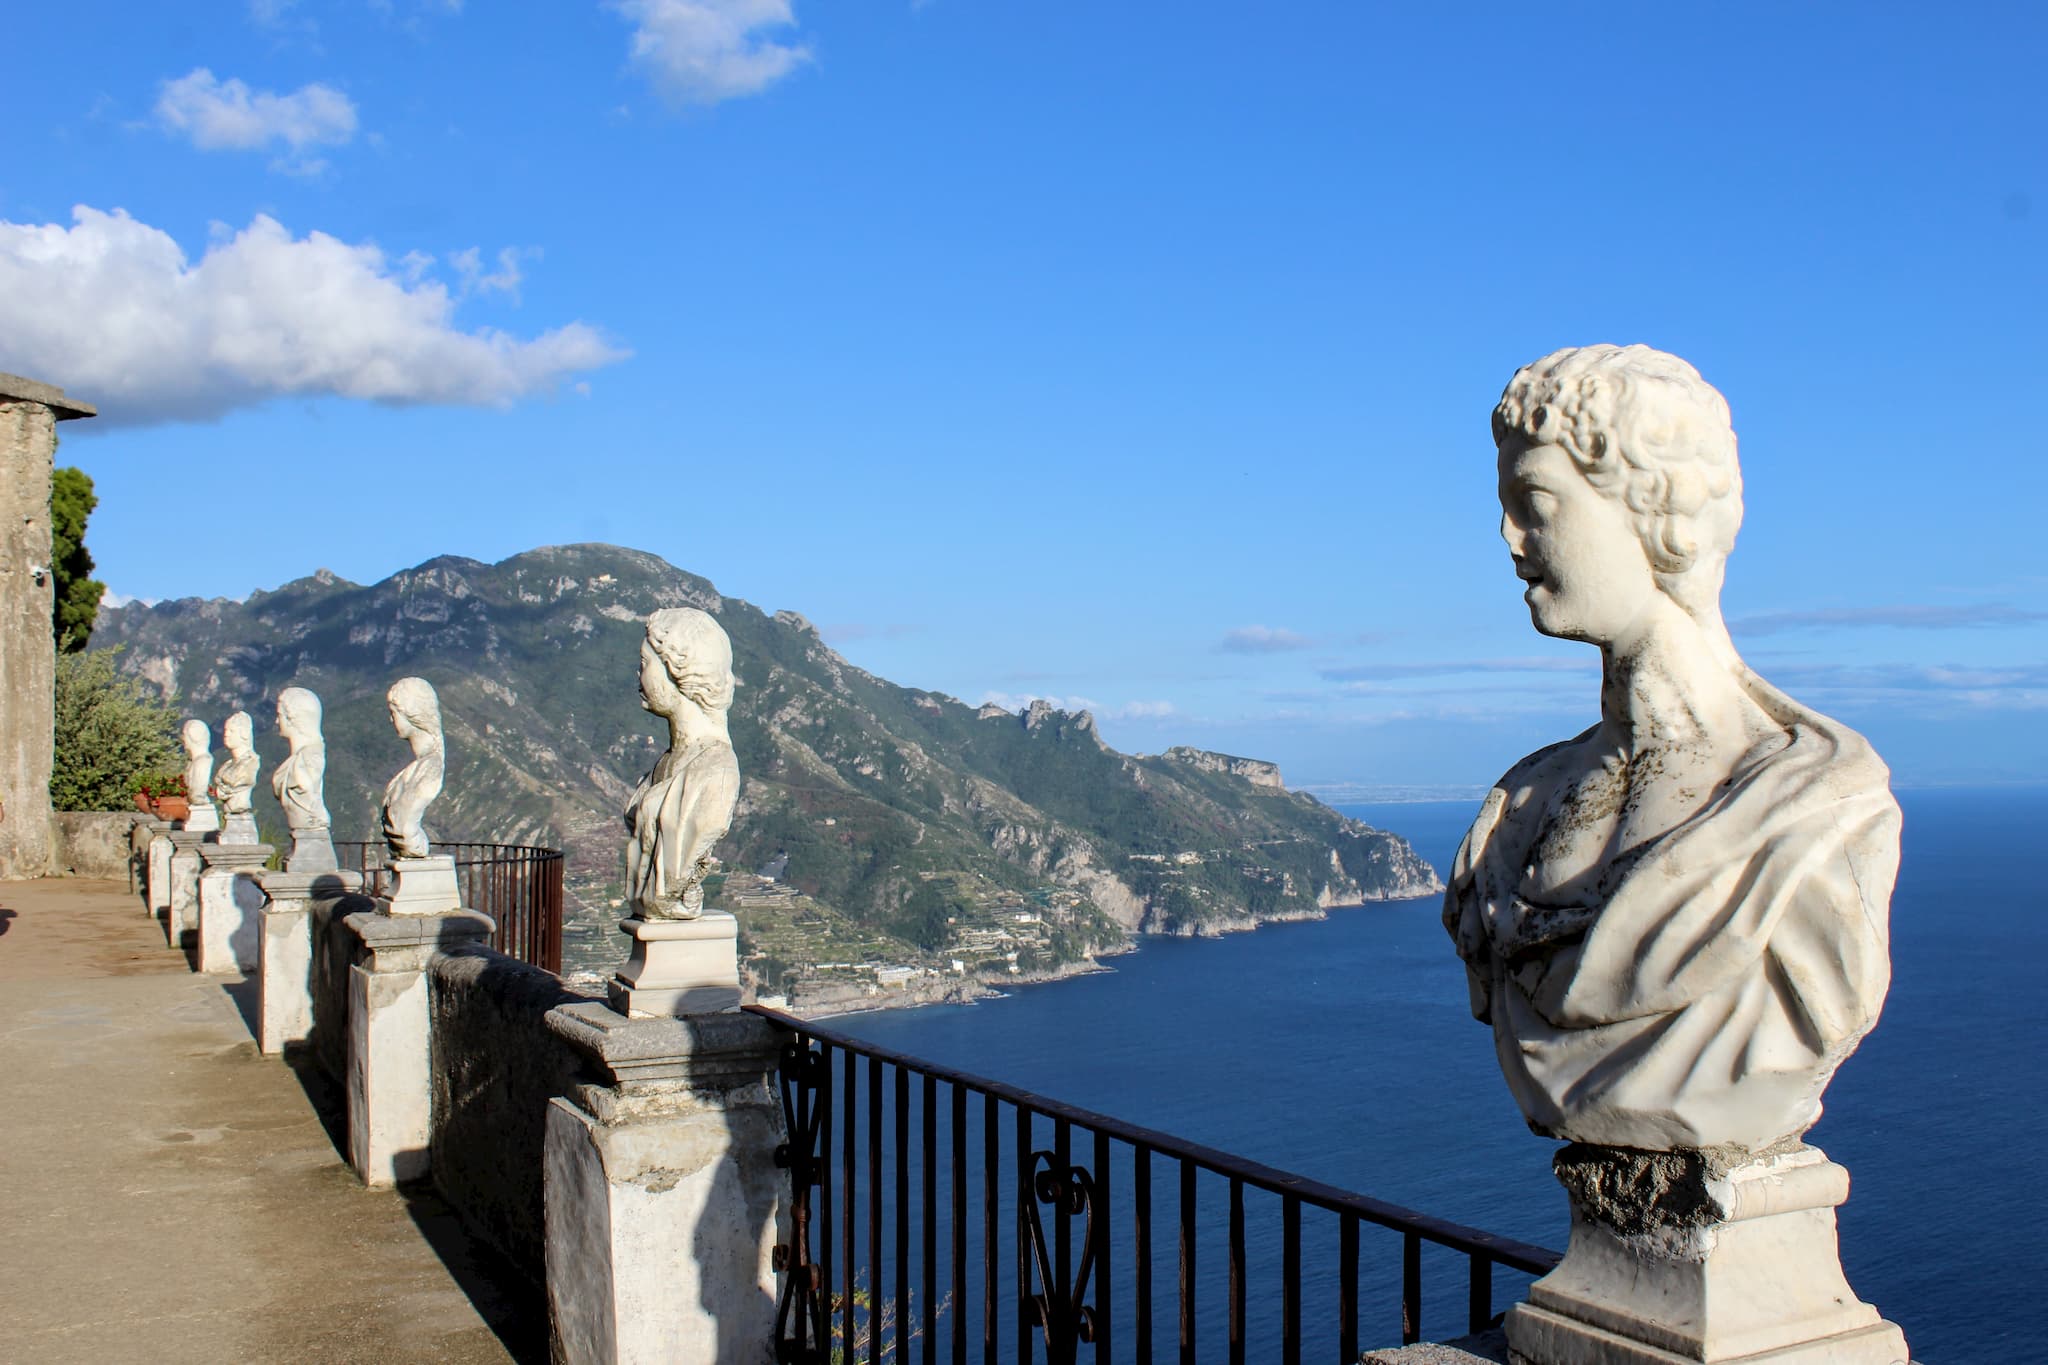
829 787 2048 1362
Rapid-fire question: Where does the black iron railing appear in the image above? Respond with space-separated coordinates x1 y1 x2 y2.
334 841 565 973
750 1005 1560 1365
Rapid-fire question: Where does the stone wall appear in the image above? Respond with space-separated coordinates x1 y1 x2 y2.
309 892 376 1081
0 374 93 881
0 398 57 880
53 811 146 879
429 946 595 1281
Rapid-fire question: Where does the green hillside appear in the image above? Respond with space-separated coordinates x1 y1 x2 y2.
96 545 1440 995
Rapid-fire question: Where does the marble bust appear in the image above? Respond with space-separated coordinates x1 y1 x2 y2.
180 718 214 807
380 677 446 861
623 608 741 922
272 686 337 871
1443 344 1899 1155
215 711 261 816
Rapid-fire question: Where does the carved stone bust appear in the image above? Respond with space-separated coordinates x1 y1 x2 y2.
271 686 331 835
1443 344 1899 1154
380 677 446 861
180 718 214 805
623 608 741 921
214 711 261 816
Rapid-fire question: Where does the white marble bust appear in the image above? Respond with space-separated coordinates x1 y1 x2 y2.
380 677 445 861
1443 344 1899 1153
180 719 214 806
214 711 261 816
272 687 331 835
623 608 741 921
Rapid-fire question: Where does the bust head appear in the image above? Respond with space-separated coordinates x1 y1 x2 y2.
387 676 442 744
1493 345 1743 635
641 608 735 720
223 711 254 756
277 687 322 746
180 719 210 758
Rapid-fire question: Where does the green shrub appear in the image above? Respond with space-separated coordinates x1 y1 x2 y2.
51 650 181 811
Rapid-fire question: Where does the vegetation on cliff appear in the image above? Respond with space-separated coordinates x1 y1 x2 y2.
94 544 1442 990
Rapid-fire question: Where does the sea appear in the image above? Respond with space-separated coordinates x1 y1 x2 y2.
827 786 2048 1363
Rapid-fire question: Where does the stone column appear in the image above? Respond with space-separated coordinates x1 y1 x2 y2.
144 822 175 918
1506 1144 1911 1365
543 1003 785 1365
198 842 273 973
166 830 209 948
255 868 361 1054
0 373 94 881
343 907 494 1187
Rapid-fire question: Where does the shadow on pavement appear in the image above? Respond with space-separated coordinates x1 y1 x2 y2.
402 1183 552 1364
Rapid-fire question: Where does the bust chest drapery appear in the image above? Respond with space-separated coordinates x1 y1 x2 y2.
623 739 740 920
1444 674 1898 1150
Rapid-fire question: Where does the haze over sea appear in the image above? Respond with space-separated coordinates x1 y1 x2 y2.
831 787 2048 1363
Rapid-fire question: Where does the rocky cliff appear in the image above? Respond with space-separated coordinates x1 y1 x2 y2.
96 544 1443 978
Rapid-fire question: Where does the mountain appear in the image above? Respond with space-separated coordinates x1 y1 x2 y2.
95 545 1442 994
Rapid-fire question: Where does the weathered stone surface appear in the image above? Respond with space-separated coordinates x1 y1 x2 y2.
213 710 261 839
256 868 362 1054
176 719 220 834
52 810 144 879
1364 1328 1508 1363
607 912 741 1018
543 996 783 1364
0 386 71 880
1508 1144 1908 1363
428 946 594 1281
1445 348 1909 1364
623 607 739 923
380 676 445 859
385 853 461 915
197 842 271 974
272 685 338 870
1446 345 1899 1155
343 907 493 1187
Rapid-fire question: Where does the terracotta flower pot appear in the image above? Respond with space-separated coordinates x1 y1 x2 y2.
154 796 191 821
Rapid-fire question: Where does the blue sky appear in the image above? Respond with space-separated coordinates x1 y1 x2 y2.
5 2 2045 792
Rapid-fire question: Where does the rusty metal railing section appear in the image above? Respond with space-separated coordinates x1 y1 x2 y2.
752 1005 1561 1365
334 841 566 974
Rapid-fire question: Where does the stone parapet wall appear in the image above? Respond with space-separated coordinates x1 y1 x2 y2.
308 892 377 1081
429 946 595 1283
54 810 147 879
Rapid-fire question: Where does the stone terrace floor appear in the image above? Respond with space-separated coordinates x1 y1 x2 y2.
0 877 546 1364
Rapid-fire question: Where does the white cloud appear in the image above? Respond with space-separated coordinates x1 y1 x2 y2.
1112 700 1177 720
0 206 628 427
1220 625 1314 654
612 0 812 105
155 69 358 172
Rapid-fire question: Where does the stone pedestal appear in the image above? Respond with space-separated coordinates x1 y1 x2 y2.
543 1003 785 1365
286 829 340 873
220 811 260 845
147 830 175 918
1506 1144 1910 1365
166 831 210 948
257 868 363 1055
179 800 221 836
385 854 461 916
197 842 272 974
607 913 742 1017
343 907 494 1187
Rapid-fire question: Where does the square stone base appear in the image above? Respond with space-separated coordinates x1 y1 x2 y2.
220 811 260 845
1507 1145 1910 1365
608 913 741 1017
179 802 220 835
386 855 461 916
286 830 340 873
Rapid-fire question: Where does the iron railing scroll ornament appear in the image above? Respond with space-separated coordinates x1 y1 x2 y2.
773 1037 832 1365
1023 1149 1099 1365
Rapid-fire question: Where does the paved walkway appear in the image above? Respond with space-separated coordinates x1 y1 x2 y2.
0 877 545 1364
